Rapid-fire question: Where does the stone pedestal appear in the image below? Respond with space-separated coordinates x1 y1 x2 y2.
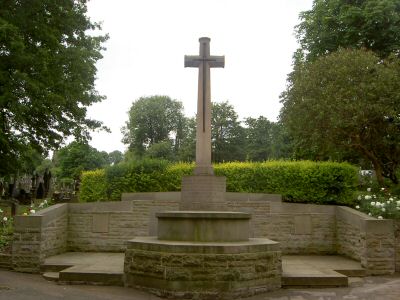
124 237 281 299
157 211 250 242
180 175 226 211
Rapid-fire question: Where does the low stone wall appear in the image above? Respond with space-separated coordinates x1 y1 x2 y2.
12 203 68 272
10 191 400 276
227 194 336 254
336 206 395 275
68 200 179 252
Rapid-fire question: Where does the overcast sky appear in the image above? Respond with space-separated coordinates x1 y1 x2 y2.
85 0 314 153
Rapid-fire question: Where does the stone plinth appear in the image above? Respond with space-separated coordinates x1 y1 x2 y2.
157 211 250 242
124 237 281 299
180 175 226 211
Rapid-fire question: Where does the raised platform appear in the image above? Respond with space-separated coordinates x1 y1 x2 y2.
125 237 281 299
41 252 365 290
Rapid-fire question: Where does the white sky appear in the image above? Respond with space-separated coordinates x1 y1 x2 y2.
86 0 314 153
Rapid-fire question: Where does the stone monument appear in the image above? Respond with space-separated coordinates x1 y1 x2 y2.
124 37 282 299
180 37 226 211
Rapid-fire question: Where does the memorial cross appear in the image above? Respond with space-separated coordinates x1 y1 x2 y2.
184 37 224 175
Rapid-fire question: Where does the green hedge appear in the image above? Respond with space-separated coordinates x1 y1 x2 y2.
79 160 358 205
79 169 108 202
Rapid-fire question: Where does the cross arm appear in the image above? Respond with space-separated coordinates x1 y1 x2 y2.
208 55 225 68
184 55 201 68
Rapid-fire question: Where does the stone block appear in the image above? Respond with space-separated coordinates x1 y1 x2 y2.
92 214 109 233
180 175 226 211
294 216 312 235
157 211 250 242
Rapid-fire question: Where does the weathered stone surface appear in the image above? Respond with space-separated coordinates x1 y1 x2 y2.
157 211 250 242
12 204 68 273
180 175 227 211
125 237 281 299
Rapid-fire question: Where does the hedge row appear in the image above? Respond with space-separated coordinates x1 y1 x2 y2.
79 160 358 205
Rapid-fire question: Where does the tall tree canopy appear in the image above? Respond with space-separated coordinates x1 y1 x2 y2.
211 101 246 162
280 49 400 185
122 96 186 156
245 117 293 161
296 0 400 61
54 141 109 179
0 0 108 176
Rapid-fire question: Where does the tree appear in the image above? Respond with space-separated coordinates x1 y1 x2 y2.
0 0 108 177
280 49 400 185
245 117 274 161
122 96 186 156
295 0 400 62
211 101 246 162
54 141 109 179
176 117 196 162
245 117 293 161
108 150 123 165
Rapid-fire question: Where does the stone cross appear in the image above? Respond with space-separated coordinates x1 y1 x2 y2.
185 37 224 175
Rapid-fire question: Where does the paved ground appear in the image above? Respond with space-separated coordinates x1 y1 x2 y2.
1 269 400 300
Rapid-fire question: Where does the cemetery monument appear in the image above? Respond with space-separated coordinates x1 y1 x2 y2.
123 37 282 299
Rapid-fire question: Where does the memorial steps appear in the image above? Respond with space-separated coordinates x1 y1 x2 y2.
41 252 365 288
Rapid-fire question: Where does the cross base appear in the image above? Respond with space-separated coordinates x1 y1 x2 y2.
180 175 227 211
193 165 214 176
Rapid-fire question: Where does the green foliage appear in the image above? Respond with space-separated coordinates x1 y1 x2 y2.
122 96 186 156
212 101 246 162
80 160 357 205
357 187 400 220
108 150 124 165
280 49 400 185
214 161 357 205
145 140 175 161
245 117 293 161
54 141 110 179
94 159 175 201
79 169 108 202
0 0 108 177
296 0 400 62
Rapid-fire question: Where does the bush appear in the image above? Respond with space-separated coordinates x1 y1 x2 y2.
79 160 358 205
214 161 357 205
79 169 108 202
357 187 400 220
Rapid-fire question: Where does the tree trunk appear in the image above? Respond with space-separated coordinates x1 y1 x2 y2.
354 144 385 186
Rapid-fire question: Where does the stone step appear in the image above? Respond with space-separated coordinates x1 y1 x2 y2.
58 265 124 286
40 263 73 273
335 268 367 277
282 270 348 287
42 272 60 282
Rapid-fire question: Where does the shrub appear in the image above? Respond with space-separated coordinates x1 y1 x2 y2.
79 160 358 205
80 169 108 202
214 161 357 205
356 187 400 220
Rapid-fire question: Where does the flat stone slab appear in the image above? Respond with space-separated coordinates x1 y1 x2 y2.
42 252 124 286
282 255 366 287
127 236 280 253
